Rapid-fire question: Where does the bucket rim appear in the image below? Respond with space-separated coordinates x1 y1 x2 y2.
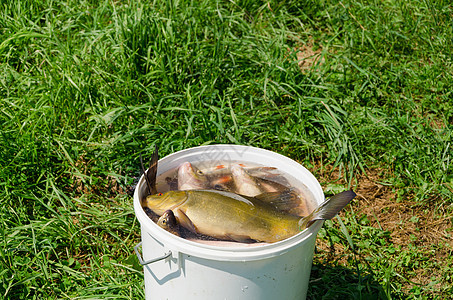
134 144 324 261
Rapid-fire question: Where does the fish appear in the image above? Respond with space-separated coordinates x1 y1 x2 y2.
143 189 356 243
199 163 283 186
177 162 287 193
157 210 181 237
198 164 230 177
208 174 234 191
144 189 301 243
231 164 290 196
157 209 224 241
199 163 279 178
176 162 233 191
177 162 210 190
176 162 301 212
229 164 315 216
230 164 262 196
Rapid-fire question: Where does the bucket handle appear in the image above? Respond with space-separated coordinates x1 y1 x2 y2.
134 242 172 266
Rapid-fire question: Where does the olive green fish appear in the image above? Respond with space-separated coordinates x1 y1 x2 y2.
144 189 356 243
157 210 181 237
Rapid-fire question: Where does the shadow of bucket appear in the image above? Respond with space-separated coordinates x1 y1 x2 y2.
134 145 325 300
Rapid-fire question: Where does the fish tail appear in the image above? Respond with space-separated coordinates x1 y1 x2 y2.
298 213 314 230
141 145 159 198
147 145 159 195
140 153 152 198
315 190 356 220
298 190 357 230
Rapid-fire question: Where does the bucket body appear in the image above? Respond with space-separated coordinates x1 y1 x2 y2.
134 145 325 300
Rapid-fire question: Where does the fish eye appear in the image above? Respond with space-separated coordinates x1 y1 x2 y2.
157 192 163 196
196 170 204 175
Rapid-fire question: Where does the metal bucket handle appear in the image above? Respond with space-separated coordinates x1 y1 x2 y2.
134 242 172 266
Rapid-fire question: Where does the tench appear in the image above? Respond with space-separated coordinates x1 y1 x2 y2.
157 210 181 237
143 189 356 243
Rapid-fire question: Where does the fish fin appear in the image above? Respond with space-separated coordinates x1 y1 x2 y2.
298 216 312 230
245 166 277 176
173 209 197 233
146 145 159 195
244 167 289 185
226 234 256 243
299 190 357 229
253 188 300 212
215 175 232 184
140 153 153 198
315 190 356 219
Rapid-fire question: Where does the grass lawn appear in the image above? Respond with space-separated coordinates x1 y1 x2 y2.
1 0 452 299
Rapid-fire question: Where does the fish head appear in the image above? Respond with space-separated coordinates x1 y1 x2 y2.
144 190 187 215
157 210 177 229
231 164 262 196
177 162 209 190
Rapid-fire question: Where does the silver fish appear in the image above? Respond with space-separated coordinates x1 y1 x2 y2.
231 164 290 196
177 162 210 190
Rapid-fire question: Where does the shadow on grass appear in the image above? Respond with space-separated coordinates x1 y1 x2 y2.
307 263 396 300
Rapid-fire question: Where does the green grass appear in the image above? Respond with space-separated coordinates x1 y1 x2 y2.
1 0 452 298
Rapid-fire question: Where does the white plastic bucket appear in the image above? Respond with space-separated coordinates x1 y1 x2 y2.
134 145 325 300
